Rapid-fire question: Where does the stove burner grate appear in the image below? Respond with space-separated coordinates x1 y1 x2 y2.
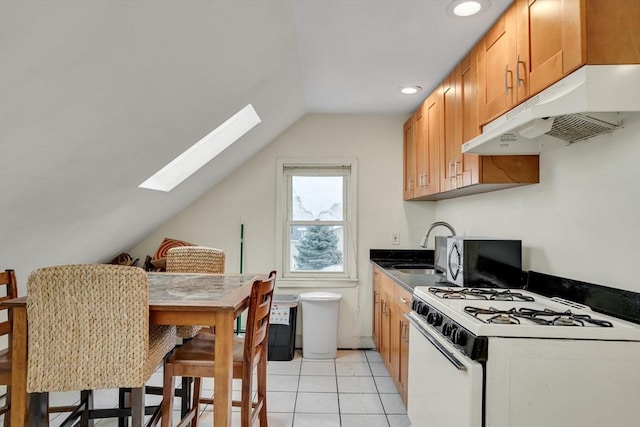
429 287 535 302
464 306 614 327
487 313 520 324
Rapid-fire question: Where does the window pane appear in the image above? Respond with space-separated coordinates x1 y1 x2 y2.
291 176 343 221
290 225 344 272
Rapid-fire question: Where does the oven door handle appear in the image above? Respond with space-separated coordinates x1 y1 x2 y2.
406 313 467 371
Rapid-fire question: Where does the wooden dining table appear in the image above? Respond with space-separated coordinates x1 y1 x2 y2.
2 271 259 427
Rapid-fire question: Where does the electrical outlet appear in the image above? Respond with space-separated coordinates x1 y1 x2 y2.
391 232 400 245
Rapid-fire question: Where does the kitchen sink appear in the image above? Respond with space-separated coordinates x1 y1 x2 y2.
392 263 440 275
395 268 439 275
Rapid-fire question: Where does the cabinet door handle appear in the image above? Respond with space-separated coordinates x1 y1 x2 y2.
516 54 525 87
400 297 408 304
453 161 458 189
449 162 455 186
504 64 513 94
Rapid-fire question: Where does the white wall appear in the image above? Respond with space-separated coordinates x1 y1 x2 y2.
436 113 640 293
131 114 437 348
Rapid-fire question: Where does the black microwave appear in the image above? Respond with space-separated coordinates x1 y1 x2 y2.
445 237 523 288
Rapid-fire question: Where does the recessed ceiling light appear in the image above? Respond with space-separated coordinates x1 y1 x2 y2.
399 86 422 95
139 104 261 192
446 0 488 17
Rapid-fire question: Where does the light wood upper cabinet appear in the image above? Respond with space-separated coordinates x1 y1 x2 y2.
413 104 429 198
478 0 640 125
460 49 481 187
440 72 461 193
526 0 585 96
402 0 638 202
413 93 440 198
402 115 416 201
478 2 519 124
585 0 640 64
478 0 585 123
425 92 441 196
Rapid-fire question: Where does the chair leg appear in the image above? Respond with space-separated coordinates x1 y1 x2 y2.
257 356 268 427
118 388 129 427
192 377 202 427
79 390 95 427
180 377 192 418
240 370 252 427
130 387 144 427
161 364 174 427
3 385 11 427
28 392 48 427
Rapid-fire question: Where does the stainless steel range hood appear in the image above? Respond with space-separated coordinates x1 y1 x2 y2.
462 65 640 155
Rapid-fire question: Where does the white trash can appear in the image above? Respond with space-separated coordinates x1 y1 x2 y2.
299 292 342 359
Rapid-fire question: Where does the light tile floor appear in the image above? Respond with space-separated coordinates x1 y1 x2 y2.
1 349 411 427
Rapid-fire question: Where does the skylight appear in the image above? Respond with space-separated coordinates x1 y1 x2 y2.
139 104 261 192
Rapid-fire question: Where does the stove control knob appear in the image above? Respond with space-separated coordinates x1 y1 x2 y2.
453 329 467 346
427 312 443 326
418 304 429 316
412 300 419 311
434 313 443 326
426 312 435 324
442 323 453 336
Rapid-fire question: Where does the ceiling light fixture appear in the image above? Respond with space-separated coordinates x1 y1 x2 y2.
446 0 488 17
139 104 261 192
399 86 422 95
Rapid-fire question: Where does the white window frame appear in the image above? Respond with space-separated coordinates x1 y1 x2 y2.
275 158 358 287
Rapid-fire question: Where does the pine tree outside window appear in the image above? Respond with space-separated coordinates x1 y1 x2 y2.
276 159 358 283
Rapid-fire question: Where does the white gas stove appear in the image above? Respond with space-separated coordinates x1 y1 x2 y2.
414 286 640 342
407 286 640 427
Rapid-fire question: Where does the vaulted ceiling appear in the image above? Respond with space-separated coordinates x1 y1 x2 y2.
0 0 511 281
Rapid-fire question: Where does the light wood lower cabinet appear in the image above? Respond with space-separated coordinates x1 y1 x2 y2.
372 266 412 405
396 286 412 404
372 268 382 350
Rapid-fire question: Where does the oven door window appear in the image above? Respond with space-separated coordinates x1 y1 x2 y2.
407 319 482 427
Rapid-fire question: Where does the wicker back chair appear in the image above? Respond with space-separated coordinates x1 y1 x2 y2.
26 264 176 425
0 269 17 425
166 246 225 339
166 246 225 274
161 271 276 427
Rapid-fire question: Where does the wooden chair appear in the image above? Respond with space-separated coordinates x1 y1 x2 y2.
0 269 17 426
25 264 177 426
161 271 276 427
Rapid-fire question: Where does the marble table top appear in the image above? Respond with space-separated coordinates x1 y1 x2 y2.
148 273 258 301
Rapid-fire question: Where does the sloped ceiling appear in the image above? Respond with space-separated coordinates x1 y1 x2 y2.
0 0 511 284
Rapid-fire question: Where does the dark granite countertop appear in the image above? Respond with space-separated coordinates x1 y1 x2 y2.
370 249 448 292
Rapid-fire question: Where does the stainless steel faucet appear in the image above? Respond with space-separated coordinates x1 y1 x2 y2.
419 221 456 248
